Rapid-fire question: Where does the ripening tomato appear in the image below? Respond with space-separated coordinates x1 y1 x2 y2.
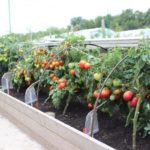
41 63 46 68
113 89 122 95
58 82 66 89
34 57 38 64
123 91 134 101
42 59 48 65
37 48 45 55
23 69 28 75
70 69 76 76
54 61 59 67
100 88 111 99
93 90 100 98
128 96 139 107
84 63 91 69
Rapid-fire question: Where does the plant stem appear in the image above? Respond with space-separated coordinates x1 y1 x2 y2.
132 94 142 150
63 94 72 115
42 94 51 106
125 108 134 127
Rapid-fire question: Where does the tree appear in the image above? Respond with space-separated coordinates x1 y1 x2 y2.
105 14 112 28
144 9 150 27
71 17 83 30
95 16 102 27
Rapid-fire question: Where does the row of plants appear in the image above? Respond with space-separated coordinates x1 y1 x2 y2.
0 34 34 78
1 35 150 149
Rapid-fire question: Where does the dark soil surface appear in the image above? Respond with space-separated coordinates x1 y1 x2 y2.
10 90 150 150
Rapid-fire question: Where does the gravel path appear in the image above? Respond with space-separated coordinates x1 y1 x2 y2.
0 113 46 150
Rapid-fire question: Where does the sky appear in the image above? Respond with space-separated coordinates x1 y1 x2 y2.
0 0 149 35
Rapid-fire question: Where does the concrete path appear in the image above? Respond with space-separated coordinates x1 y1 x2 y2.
0 113 46 150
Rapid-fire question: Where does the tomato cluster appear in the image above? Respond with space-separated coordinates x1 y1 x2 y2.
123 91 139 107
79 60 91 69
58 78 68 89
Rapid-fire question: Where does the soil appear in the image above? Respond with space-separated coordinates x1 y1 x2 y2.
10 90 150 150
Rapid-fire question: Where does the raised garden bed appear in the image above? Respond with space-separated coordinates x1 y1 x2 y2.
9 90 150 150
0 91 114 150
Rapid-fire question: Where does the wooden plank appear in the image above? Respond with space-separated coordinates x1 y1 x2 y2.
0 91 115 150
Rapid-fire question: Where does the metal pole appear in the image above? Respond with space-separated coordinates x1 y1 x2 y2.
101 18 105 38
8 0 11 33
29 25 32 42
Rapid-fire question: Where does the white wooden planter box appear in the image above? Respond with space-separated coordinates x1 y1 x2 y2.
0 91 115 150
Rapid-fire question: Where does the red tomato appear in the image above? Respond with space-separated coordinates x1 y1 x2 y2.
84 63 91 69
50 52 54 57
88 103 93 109
58 78 67 84
58 82 66 89
70 69 76 76
61 54 65 59
100 88 111 99
59 61 64 65
58 79 64 83
79 60 86 68
123 91 134 101
128 96 139 107
82 128 87 133
49 73 55 79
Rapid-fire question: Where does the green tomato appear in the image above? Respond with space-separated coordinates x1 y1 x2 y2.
59 66 65 70
113 79 122 87
13 78 18 83
25 76 31 81
68 63 75 69
105 78 113 87
19 49 24 54
4 58 8 62
40 69 43 73
110 94 115 101
93 73 103 81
